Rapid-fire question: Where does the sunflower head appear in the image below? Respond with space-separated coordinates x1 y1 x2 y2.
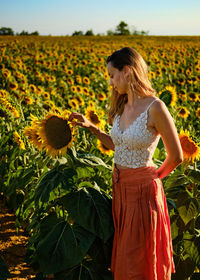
36 112 77 158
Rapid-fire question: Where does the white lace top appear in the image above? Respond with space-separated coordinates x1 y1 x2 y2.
110 98 161 168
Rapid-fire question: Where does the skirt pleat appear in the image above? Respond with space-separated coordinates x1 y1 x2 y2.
111 164 176 280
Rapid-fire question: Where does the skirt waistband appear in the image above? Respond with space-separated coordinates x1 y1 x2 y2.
113 163 159 184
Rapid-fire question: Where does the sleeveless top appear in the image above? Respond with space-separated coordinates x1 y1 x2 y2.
110 98 161 168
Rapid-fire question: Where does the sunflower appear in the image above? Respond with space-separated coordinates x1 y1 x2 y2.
13 131 26 150
178 90 187 101
88 90 95 99
82 87 89 96
43 92 50 99
24 126 43 150
0 90 8 98
75 75 82 84
70 85 77 93
29 84 37 93
97 92 106 101
176 107 189 119
83 77 90 85
97 139 114 156
74 96 85 106
196 108 200 119
76 85 83 94
22 96 33 105
178 128 200 162
66 69 73 76
165 85 178 107
0 98 20 118
188 92 198 102
35 112 77 158
2 69 11 79
66 78 74 86
9 82 18 91
85 107 104 128
88 100 95 108
68 98 79 110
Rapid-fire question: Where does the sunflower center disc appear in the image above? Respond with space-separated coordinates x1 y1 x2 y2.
45 116 72 149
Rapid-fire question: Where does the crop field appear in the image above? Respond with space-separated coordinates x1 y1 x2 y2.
0 35 200 279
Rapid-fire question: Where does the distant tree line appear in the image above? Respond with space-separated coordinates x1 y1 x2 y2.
0 27 39 36
72 21 149 36
0 21 149 36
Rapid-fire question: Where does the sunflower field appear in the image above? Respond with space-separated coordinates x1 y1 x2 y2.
0 35 200 280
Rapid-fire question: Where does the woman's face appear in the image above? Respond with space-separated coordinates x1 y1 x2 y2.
107 61 128 95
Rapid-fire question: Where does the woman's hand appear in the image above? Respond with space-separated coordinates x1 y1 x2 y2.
68 112 92 129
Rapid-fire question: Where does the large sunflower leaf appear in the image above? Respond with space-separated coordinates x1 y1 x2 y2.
59 187 114 242
34 166 76 204
54 258 114 280
183 231 200 267
34 219 95 275
177 197 199 225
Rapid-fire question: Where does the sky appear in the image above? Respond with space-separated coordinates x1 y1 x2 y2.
0 0 200 36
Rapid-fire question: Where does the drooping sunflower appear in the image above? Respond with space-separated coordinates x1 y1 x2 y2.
178 128 200 162
13 131 26 150
24 111 77 158
96 139 114 156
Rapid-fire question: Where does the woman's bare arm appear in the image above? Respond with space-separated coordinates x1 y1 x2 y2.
89 124 115 151
68 112 115 151
151 99 183 179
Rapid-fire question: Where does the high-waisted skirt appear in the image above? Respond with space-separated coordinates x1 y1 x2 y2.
111 164 176 280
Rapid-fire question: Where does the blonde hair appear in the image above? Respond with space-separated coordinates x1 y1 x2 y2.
106 47 156 125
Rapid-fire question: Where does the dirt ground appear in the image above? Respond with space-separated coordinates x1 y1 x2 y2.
0 196 36 279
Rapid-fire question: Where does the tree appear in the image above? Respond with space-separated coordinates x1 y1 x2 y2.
114 21 130 35
30 31 39 35
85 29 94 36
0 27 14 35
72 30 84 36
106 29 115 35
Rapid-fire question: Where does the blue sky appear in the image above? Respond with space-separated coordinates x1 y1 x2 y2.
0 0 200 35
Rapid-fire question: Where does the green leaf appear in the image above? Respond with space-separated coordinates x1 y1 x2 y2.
76 166 96 179
178 198 199 225
183 231 200 267
164 169 188 189
186 169 200 184
34 166 77 204
59 187 114 242
34 219 95 274
54 259 114 280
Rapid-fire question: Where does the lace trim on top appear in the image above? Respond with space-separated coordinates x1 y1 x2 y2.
110 98 161 168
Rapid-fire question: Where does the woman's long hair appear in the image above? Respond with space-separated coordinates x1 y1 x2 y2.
106 47 156 125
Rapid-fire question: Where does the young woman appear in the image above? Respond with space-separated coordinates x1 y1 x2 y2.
68 47 183 280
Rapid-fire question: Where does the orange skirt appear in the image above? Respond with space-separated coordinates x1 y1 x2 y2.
111 164 176 280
